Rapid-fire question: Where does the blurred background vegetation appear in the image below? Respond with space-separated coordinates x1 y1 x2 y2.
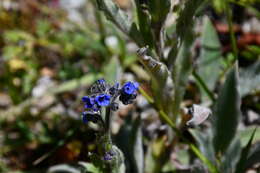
0 0 259 173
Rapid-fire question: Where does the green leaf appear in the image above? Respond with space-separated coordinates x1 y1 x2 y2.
190 129 216 164
96 0 144 46
134 0 154 48
137 47 173 116
176 0 203 41
244 142 260 170
147 0 171 56
79 162 102 173
221 138 241 173
235 128 257 173
148 0 171 25
189 143 219 173
197 17 224 92
171 0 205 120
130 116 144 173
171 30 194 120
96 0 130 34
239 60 260 96
114 116 142 173
145 136 172 173
213 62 241 154
239 126 260 146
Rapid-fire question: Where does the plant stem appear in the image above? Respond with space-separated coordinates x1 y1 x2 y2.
225 4 238 61
192 71 216 102
105 107 111 136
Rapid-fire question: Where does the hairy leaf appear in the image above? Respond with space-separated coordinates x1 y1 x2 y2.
137 47 173 115
213 62 241 153
176 0 203 41
96 0 144 46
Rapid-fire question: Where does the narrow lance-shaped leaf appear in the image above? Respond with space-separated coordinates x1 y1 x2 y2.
244 141 260 170
213 62 241 153
235 128 257 173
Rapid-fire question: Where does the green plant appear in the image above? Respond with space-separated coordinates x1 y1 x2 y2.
92 0 260 172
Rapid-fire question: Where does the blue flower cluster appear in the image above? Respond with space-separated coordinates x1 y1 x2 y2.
119 81 139 105
81 79 139 123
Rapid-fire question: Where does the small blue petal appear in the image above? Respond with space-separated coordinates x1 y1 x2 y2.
122 81 138 95
82 96 95 109
82 96 88 102
133 82 139 89
97 79 106 84
95 94 111 106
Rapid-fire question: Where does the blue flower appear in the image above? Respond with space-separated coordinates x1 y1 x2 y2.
122 81 139 95
95 94 111 106
97 79 106 85
119 81 139 105
82 96 95 109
